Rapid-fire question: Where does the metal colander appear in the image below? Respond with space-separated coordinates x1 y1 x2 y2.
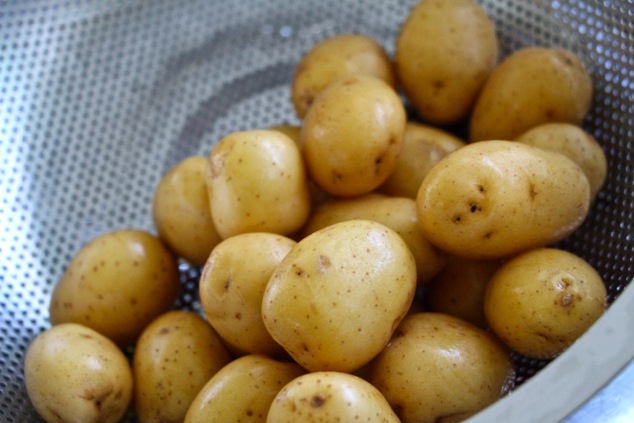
1 1 632 422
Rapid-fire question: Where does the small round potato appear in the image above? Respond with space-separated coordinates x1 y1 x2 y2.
379 122 465 199
425 255 504 328
262 219 417 373
470 47 593 142
133 311 233 423
368 313 515 423
267 371 400 423
302 193 447 284
292 33 396 118
24 323 133 423
484 248 607 359
514 122 607 202
184 354 305 423
416 140 591 259
49 229 181 346
152 156 222 266
396 0 499 124
206 130 311 239
199 232 296 358
301 75 406 197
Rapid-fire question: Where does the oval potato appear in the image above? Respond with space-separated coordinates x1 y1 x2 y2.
24 323 133 423
292 33 395 118
267 371 400 423
302 75 406 197
133 311 232 423
184 354 305 423
152 156 222 266
396 0 499 124
262 219 417 372
416 140 591 259
206 130 311 239
49 229 180 346
470 47 593 141
368 312 515 423
200 232 296 358
484 247 607 358
514 122 607 201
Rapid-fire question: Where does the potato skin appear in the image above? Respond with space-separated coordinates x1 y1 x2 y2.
416 140 591 259
133 311 232 423
302 193 446 284
379 122 465 199
199 232 296 358
484 248 607 359
292 33 396 118
49 229 180 346
262 220 417 373
470 47 593 142
184 354 305 423
152 156 222 266
206 130 311 239
301 75 406 197
267 371 400 423
24 323 133 423
396 0 498 124
515 122 607 202
369 312 515 423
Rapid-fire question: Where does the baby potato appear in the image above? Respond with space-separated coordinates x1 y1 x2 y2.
292 33 396 118
470 47 593 142
133 310 232 423
302 75 406 197
152 155 222 266
396 0 499 124
368 312 515 423
199 232 296 358
267 371 400 423
302 193 446 284
262 219 417 373
416 140 591 259
515 122 607 202
206 129 311 239
184 354 305 423
24 323 133 423
380 122 465 199
49 229 180 346
425 255 504 328
484 247 607 359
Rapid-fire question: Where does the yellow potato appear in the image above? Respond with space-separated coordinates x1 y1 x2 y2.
49 229 180 346
152 156 222 266
267 371 400 423
292 33 396 118
515 122 607 201
184 354 305 423
470 47 593 141
262 219 417 372
416 140 591 259
302 75 406 197
206 129 311 239
379 122 466 198
484 247 607 359
199 232 296 358
425 255 504 328
133 311 233 423
368 313 515 423
302 193 447 284
24 323 133 423
396 0 499 124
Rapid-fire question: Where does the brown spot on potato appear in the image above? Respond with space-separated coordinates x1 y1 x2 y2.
311 393 326 408
317 255 331 273
560 293 574 307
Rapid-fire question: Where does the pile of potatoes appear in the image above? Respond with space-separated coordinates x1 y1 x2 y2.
24 0 610 422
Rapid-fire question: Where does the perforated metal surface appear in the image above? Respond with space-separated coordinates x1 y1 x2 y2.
0 1 632 422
